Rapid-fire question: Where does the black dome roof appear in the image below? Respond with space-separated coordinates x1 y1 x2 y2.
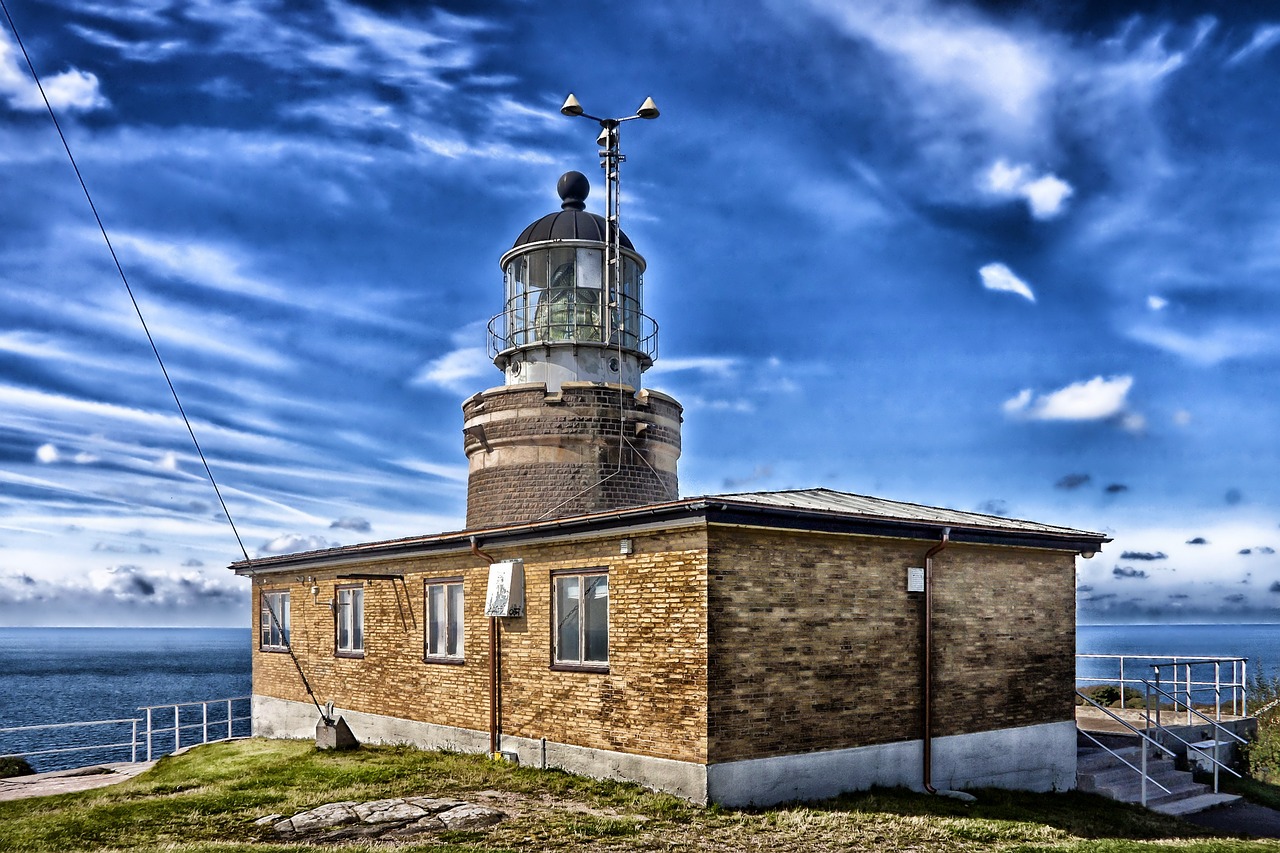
510 171 634 251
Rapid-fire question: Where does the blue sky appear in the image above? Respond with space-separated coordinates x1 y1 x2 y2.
0 0 1277 627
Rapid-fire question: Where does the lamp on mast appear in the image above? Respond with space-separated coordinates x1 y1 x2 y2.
559 94 659 356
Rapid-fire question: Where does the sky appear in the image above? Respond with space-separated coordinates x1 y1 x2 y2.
0 0 1278 627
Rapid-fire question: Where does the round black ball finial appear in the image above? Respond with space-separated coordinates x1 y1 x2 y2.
557 171 590 211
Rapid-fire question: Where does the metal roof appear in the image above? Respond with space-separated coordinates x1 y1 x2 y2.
509 171 636 252
706 488 1104 538
231 487 1107 574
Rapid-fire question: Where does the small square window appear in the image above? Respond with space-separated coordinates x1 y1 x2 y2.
425 579 465 662
260 590 290 651
336 586 364 656
553 570 608 669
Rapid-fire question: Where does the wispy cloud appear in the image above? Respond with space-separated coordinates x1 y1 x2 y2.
978 262 1036 302
1003 375 1133 422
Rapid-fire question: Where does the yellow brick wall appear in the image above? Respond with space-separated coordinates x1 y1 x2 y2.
705 526 1075 763
251 525 710 764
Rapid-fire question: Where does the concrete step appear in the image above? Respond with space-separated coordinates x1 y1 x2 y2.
1150 792 1242 817
1095 775 1207 805
1078 760 1177 791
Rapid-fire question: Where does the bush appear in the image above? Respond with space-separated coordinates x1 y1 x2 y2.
0 756 34 778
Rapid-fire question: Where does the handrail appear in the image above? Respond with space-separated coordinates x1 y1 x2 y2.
0 697 251 771
1140 682 1248 746
1076 690 1176 757
1140 679 1243 793
1077 653 1248 720
1076 689 1173 807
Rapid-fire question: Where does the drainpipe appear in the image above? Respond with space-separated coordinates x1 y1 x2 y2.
922 527 950 795
471 536 500 757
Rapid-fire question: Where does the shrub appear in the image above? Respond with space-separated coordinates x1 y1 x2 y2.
0 756 34 778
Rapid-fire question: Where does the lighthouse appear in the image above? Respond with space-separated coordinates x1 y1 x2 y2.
462 168 682 528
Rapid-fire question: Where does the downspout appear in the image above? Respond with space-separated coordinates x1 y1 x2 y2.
471 536 500 757
922 527 949 795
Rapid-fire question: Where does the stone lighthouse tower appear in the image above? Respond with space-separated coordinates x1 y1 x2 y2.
462 170 682 528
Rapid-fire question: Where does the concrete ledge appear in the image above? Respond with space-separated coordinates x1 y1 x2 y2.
706 720 1077 807
252 695 707 802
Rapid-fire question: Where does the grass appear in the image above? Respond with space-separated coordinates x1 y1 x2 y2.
0 739 1276 852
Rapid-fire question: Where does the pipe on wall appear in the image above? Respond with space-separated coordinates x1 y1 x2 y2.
922 527 950 795
470 537 501 757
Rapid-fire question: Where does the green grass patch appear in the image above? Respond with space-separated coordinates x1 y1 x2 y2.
0 739 1273 852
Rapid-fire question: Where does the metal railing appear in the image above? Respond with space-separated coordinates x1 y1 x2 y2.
1076 689 1175 807
0 696 251 772
1141 680 1247 795
138 697 252 762
1077 654 1248 720
0 718 142 765
486 309 658 361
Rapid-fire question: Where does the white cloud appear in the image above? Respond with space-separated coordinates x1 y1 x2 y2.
35 443 59 463
394 458 468 482
1228 24 1280 66
646 357 740 379
257 533 337 556
1127 323 1277 366
804 0 1052 129
411 346 491 394
1146 295 1168 311
1172 409 1192 427
980 159 1073 219
1003 375 1134 422
159 451 180 471
0 33 108 112
978 262 1036 302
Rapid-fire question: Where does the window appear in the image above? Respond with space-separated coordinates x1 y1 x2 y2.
553 570 608 668
335 586 364 656
425 579 465 662
260 590 290 651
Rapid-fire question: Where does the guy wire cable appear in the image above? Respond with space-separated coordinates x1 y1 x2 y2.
1 0 251 565
4 1 333 720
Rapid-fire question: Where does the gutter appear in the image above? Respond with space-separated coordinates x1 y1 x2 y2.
922 527 948 796
471 536 501 758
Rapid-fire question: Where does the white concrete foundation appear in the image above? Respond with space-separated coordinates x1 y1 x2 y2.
251 695 707 801
253 696 1073 808
706 720 1078 807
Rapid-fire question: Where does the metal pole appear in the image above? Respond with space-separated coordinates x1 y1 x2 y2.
1213 740 1220 793
131 719 138 763
202 702 208 744
1185 664 1191 725
227 699 233 740
1141 737 1148 807
174 705 180 754
146 707 153 761
1215 662 1221 721
1119 656 1125 707
1155 666 1162 730
1243 660 1249 717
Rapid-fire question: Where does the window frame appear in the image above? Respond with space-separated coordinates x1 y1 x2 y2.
259 589 291 652
334 584 365 658
550 568 609 673
424 577 466 665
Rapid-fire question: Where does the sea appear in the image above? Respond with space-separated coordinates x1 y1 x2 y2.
1 623 1278 772
0 627 251 771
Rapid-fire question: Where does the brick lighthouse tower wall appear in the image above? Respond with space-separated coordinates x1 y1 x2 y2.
463 382 682 528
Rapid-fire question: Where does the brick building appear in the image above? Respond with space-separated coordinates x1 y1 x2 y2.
233 165 1106 805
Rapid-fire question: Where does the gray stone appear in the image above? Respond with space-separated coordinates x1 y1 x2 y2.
353 798 429 823
384 816 447 838
437 803 506 830
278 801 359 834
252 814 283 826
405 796 467 813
